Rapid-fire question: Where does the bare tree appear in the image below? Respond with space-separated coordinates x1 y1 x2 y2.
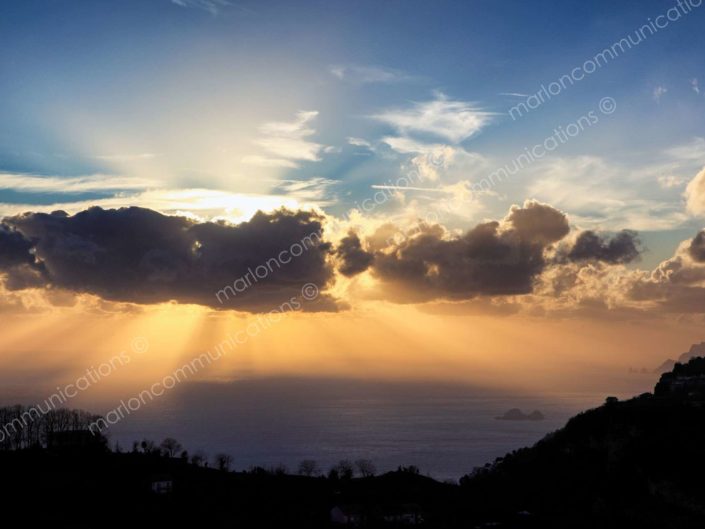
298 459 320 477
159 437 183 458
214 453 233 471
191 449 207 467
0 405 103 451
331 459 354 480
271 463 288 475
355 459 376 477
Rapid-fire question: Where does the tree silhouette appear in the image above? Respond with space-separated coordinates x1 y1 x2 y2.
298 459 320 477
355 459 376 477
159 437 182 458
0 405 104 450
190 450 207 467
140 439 156 454
272 463 288 475
214 453 233 471
331 459 354 480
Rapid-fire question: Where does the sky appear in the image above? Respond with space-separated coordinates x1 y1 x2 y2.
1 0 705 411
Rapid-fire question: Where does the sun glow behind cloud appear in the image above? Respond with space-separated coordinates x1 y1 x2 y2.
0 188 309 223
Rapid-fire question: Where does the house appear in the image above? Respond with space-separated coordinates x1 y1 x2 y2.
331 503 423 526
382 503 423 525
150 475 173 494
330 504 365 526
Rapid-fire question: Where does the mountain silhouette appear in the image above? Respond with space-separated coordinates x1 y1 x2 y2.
653 341 705 373
461 353 705 528
495 408 545 421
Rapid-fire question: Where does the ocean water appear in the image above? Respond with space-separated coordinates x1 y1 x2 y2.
106 378 631 480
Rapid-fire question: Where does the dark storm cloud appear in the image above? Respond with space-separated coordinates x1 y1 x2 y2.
0 202 656 313
1 207 337 312
0 223 47 289
0 224 35 268
336 231 374 277
343 201 571 302
565 230 642 264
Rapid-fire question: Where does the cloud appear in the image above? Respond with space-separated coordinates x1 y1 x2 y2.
330 65 411 84
380 136 447 155
340 201 570 302
657 174 685 189
371 93 493 144
688 230 705 262
538 230 705 316
347 137 374 150
525 156 689 231
0 172 159 193
384 138 461 183
693 78 701 95
370 96 494 195
170 0 230 15
666 137 705 161
625 236 705 313
336 232 374 277
1 207 338 312
562 230 642 264
244 111 327 168
0 224 35 268
239 156 299 169
530 261 648 319
499 92 530 98
685 166 705 215
653 85 668 102
273 177 338 204
504 201 571 246
333 203 653 318
0 198 695 319
0 224 46 290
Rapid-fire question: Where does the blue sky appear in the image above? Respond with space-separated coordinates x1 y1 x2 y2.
1 0 705 267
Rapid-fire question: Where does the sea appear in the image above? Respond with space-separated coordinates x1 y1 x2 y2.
106 376 654 481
